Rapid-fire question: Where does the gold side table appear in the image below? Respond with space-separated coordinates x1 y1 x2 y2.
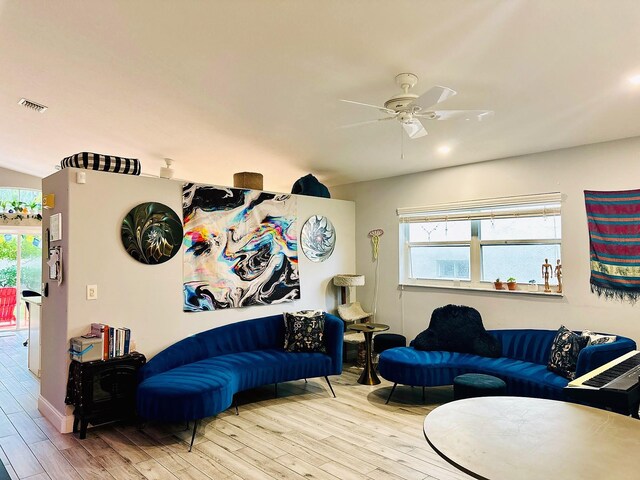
348 323 389 385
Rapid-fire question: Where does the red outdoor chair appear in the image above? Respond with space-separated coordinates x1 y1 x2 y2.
0 287 17 327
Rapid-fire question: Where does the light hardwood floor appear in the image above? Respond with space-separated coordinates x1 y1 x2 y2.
0 332 472 480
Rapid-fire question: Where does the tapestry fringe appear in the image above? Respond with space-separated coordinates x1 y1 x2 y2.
590 283 640 305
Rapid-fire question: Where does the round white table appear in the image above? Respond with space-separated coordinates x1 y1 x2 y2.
423 396 640 480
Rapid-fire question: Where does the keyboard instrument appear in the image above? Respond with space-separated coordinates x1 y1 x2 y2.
565 350 640 418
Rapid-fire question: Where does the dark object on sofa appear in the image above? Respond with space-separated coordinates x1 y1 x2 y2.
413 304 501 358
453 373 506 400
137 313 343 451
291 174 330 198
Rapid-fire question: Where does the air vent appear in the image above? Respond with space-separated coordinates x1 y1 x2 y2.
18 98 47 113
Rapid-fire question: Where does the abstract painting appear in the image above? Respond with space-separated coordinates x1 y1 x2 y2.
301 215 336 262
121 202 182 265
182 183 299 311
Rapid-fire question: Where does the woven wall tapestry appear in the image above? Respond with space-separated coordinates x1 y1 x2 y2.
585 188 640 302
182 183 299 312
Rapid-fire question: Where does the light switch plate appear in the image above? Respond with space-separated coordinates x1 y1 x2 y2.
87 285 98 300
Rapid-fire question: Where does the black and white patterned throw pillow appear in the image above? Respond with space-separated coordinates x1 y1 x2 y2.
547 325 588 380
283 310 326 353
581 330 617 346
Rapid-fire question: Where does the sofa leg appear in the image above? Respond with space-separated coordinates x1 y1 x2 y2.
233 396 239 415
188 419 199 452
324 376 336 398
422 386 426 403
274 383 278 398
385 383 398 405
304 378 308 383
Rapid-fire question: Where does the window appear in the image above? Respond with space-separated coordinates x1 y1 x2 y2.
0 188 42 330
0 188 42 215
398 193 561 289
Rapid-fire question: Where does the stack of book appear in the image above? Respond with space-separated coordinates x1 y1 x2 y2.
90 323 132 360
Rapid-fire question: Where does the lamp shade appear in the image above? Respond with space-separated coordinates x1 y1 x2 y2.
333 274 365 287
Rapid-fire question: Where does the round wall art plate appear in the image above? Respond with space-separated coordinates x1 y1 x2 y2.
301 215 336 262
121 202 183 265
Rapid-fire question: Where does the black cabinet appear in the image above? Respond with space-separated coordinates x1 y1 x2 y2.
65 352 146 439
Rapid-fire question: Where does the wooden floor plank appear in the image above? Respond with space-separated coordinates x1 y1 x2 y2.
28 440 82 480
60 445 114 480
0 434 44 478
318 460 371 480
233 446 308 480
133 458 179 480
115 424 190 472
156 436 237 479
204 417 286 460
0 413 18 439
0 389 23 416
272 453 341 480
194 440 273 480
7 411 47 445
96 428 152 464
32 417 78 451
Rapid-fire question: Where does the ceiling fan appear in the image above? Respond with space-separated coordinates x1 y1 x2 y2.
340 73 493 139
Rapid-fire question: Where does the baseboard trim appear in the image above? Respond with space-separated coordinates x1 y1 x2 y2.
38 395 74 434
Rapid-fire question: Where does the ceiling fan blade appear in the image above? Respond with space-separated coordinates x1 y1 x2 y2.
422 110 494 121
402 119 428 139
411 86 457 111
339 116 396 129
340 99 396 114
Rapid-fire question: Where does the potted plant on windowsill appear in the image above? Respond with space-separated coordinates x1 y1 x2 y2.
494 278 504 290
507 277 517 291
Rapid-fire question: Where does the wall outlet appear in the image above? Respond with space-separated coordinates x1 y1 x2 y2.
87 285 98 300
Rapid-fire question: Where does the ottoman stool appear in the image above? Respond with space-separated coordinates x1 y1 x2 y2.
453 373 506 400
374 333 407 353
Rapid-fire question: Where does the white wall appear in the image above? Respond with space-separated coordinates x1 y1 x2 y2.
0 166 41 189
331 136 640 344
41 168 355 431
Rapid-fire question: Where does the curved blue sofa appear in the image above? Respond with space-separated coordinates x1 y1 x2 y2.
379 329 636 403
136 312 343 449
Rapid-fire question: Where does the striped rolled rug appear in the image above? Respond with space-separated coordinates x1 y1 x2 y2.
585 188 640 302
60 152 141 175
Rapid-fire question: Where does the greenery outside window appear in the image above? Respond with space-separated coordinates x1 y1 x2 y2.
0 188 42 215
398 193 562 290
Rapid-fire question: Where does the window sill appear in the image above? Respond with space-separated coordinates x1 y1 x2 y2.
399 282 564 297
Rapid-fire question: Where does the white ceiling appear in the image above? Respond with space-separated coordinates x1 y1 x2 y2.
1 1 639 192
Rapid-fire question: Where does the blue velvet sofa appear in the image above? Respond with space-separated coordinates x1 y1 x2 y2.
136 312 343 450
379 329 636 404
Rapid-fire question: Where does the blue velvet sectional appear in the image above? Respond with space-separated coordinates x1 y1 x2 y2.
379 329 636 403
136 313 343 450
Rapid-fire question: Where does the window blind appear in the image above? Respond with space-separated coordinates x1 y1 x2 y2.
397 192 561 224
